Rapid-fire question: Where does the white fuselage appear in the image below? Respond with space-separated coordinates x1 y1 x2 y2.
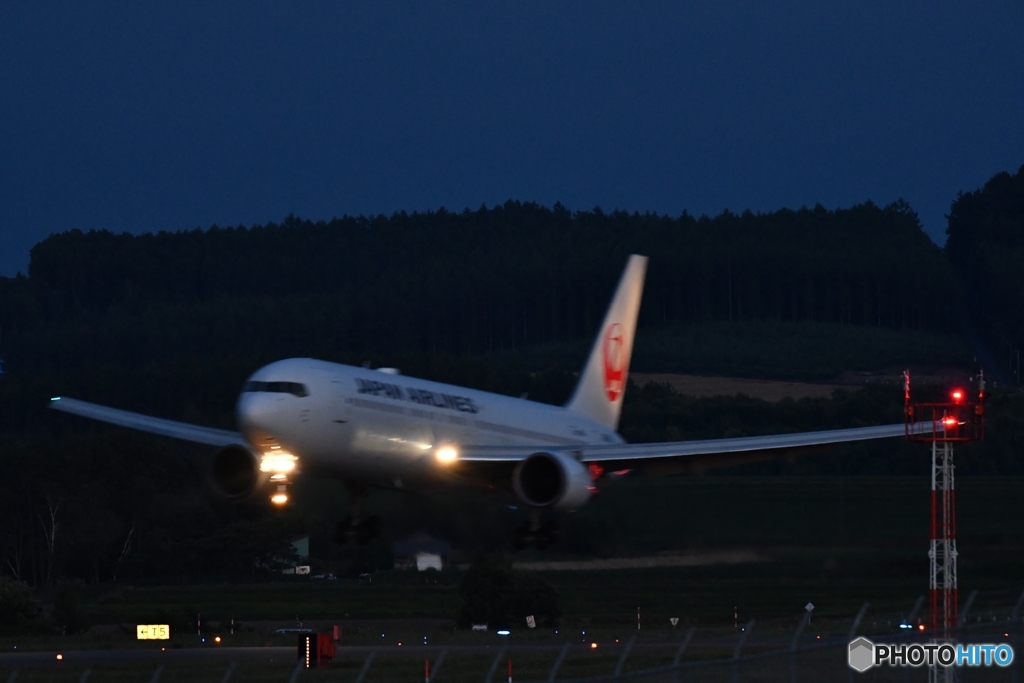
237 358 623 488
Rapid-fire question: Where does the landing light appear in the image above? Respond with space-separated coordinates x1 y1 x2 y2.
435 446 458 464
271 493 289 506
260 452 297 474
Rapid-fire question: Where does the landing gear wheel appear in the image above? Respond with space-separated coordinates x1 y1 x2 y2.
335 481 376 546
335 515 382 546
511 519 558 550
535 520 558 550
512 523 530 551
334 517 356 545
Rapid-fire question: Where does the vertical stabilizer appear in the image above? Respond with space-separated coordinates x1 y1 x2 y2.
565 254 647 430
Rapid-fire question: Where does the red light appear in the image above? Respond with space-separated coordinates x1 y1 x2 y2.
942 417 957 428
951 389 964 403
588 463 604 480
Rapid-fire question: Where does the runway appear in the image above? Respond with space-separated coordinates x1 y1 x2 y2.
0 646 296 667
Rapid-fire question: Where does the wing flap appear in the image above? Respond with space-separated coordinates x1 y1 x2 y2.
50 397 242 447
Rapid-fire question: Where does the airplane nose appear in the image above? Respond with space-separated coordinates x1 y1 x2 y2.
237 392 280 442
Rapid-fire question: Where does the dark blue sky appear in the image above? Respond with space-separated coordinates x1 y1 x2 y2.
2 2 1022 276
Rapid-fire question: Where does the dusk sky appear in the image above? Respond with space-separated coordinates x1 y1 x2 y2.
1 2 1021 276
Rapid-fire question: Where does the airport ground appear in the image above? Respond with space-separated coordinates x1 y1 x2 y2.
3 476 1021 652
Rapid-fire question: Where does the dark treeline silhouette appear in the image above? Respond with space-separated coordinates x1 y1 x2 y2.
1 200 957 376
946 164 1024 378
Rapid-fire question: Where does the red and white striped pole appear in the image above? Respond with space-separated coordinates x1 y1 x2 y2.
929 436 958 638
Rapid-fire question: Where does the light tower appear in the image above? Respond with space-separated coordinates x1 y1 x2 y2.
904 371 984 682
929 435 957 637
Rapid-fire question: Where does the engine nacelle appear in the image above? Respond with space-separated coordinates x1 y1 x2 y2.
210 444 262 499
512 451 593 511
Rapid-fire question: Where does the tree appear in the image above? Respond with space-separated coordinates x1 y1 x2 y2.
52 582 82 635
38 495 60 587
946 164 1024 378
0 576 36 635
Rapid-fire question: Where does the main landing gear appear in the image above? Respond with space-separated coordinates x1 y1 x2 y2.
333 481 382 546
513 514 558 550
335 516 381 545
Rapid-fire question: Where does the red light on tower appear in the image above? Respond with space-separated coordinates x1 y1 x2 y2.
951 389 964 403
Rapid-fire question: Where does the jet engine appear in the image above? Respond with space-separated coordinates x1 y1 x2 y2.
210 444 262 499
512 451 592 510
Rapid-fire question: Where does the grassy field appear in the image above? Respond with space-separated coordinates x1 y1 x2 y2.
70 546 1019 641
5 476 1014 657
555 475 1024 551
290 473 1024 562
10 470 1019 679
484 320 971 382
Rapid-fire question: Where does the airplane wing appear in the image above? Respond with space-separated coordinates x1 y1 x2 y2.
458 422 916 475
49 397 243 447
50 396 917 476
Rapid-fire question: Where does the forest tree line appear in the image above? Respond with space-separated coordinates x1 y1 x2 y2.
945 164 1024 377
0 199 960 377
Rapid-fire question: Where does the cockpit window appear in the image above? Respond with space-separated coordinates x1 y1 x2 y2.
243 381 309 397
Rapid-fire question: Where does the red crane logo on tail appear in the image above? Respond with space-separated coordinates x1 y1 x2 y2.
602 323 626 402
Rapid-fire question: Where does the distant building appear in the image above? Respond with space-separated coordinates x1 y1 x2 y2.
392 533 451 571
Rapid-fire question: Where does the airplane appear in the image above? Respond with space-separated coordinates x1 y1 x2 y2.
50 254 913 548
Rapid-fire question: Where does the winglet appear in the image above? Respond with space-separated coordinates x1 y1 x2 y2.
565 254 647 430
